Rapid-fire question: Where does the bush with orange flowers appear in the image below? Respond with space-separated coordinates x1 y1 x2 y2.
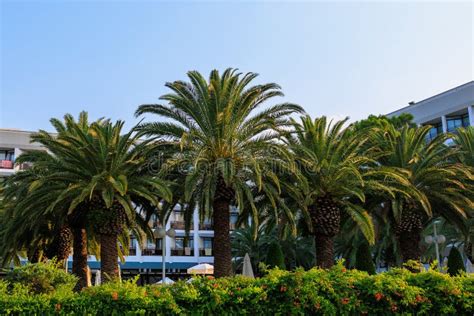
0 261 472 315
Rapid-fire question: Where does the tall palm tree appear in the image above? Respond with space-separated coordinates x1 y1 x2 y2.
453 126 474 260
371 124 472 262
285 116 401 268
15 112 171 283
135 68 303 277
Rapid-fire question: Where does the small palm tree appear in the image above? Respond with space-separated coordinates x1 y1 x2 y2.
16 112 171 283
135 68 303 276
371 124 472 262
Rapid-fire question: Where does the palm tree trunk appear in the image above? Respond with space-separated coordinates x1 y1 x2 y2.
100 233 119 281
398 230 421 262
72 226 90 291
213 198 233 277
396 206 423 263
315 234 334 268
56 226 72 269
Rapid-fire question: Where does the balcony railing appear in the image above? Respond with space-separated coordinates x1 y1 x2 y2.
171 221 193 230
199 222 236 230
199 248 213 256
171 248 194 256
142 248 163 256
0 160 13 169
199 222 213 230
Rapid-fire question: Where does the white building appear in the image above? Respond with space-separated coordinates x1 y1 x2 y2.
0 128 239 281
387 81 474 140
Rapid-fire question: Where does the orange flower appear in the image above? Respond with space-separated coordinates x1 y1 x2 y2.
213 283 219 288
451 289 461 295
341 268 347 273
314 303 321 310
55 304 61 311
391 304 398 312
280 286 287 292
415 295 423 303
341 298 350 305
143 291 148 297
374 292 384 301
206 276 214 280
112 291 119 301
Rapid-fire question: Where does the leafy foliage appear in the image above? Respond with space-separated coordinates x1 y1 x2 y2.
265 242 286 269
0 264 472 315
447 247 465 276
5 261 77 295
355 242 376 275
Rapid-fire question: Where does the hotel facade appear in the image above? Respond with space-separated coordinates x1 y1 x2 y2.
387 81 474 138
0 129 239 281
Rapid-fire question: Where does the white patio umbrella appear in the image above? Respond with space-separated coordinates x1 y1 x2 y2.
156 277 175 284
187 263 214 275
242 253 254 278
95 270 101 286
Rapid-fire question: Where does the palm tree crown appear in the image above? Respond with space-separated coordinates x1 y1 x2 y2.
14 112 171 284
135 68 303 276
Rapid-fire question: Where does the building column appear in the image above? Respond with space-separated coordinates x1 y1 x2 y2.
193 208 200 262
135 239 142 257
165 220 171 260
468 105 474 127
441 115 448 133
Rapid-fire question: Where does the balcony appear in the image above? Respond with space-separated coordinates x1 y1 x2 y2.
142 248 163 256
0 160 13 169
128 248 137 256
150 220 163 229
171 248 194 256
199 222 213 230
199 248 213 256
171 221 193 230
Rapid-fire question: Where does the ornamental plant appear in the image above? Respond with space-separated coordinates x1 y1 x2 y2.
0 262 472 315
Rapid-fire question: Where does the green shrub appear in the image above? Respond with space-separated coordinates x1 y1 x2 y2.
447 247 465 276
5 261 77 294
355 242 376 275
0 263 472 315
265 242 286 269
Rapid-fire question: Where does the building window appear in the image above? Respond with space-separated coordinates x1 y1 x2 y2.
426 124 442 142
201 237 213 256
0 150 14 161
461 113 470 127
447 114 469 132
172 237 194 256
230 212 239 230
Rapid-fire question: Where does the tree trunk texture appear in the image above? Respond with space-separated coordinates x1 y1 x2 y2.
100 233 119 281
398 229 422 262
213 198 233 277
72 226 90 291
315 234 334 269
309 197 341 269
46 225 72 268
396 206 423 263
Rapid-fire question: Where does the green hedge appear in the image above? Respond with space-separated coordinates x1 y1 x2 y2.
0 263 472 315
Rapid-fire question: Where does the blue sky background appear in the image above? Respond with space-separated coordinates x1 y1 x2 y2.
1 1 472 132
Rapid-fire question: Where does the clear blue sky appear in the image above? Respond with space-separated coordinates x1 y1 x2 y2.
1 1 472 132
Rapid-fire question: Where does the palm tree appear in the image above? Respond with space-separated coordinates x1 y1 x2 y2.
135 68 303 277
285 116 401 268
453 127 474 260
0 166 72 268
371 124 472 262
15 112 171 283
